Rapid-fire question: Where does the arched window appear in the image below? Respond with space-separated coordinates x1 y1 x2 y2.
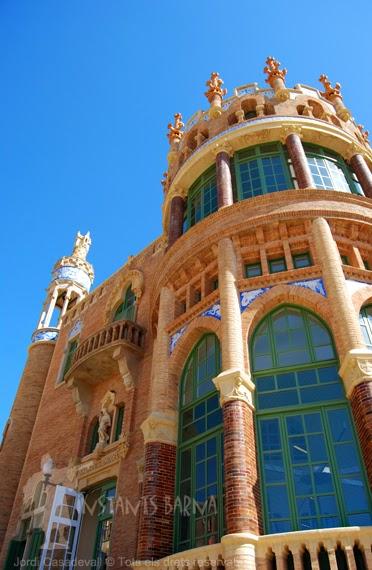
184 166 217 231
303 144 363 195
175 334 223 552
359 305 372 349
251 306 372 534
113 286 136 322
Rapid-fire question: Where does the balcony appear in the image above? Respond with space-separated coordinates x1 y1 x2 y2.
134 527 372 570
65 319 145 385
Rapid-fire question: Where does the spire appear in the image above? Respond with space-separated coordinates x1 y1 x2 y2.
318 74 351 121
263 56 289 101
72 231 91 261
205 72 227 118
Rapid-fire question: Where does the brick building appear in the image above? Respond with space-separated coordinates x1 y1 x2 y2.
1 57 372 570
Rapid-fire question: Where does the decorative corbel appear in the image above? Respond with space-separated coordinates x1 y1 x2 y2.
66 376 91 417
112 346 135 391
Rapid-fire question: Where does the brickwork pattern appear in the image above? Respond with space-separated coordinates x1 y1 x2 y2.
222 400 261 534
137 442 176 560
350 381 372 488
0 342 55 551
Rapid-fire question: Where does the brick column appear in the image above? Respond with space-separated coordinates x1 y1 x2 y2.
339 350 372 488
138 286 177 560
285 133 314 188
0 341 55 553
350 154 372 198
213 238 260 535
311 217 364 356
216 151 233 209
312 218 372 486
168 195 185 248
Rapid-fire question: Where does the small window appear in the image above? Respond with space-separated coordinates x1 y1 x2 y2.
245 262 262 278
269 257 287 274
212 278 219 290
194 290 202 304
363 259 370 270
341 254 349 265
113 405 125 442
293 252 312 269
245 110 257 120
62 340 78 379
114 286 136 322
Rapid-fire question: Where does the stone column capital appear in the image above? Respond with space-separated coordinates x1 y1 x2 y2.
140 411 177 445
213 368 255 407
344 142 368 162
279 125 303 144
211 139 234 159
339 349 372 396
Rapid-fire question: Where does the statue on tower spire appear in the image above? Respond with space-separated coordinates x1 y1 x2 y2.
72 231 91 261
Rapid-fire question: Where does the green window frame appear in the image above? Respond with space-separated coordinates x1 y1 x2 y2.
359 305 372 349
269 257 287 274
293 252 312 269
92 482 116 567
114 286 136 322
251 306 372 534
341 254 349 265
184 167 218 230
304 144 364 195
113 405 125 442
234 142 293 200
245 262 262 278
62 339 78 379
175 334 224 552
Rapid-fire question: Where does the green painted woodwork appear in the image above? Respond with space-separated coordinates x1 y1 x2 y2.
62 339 78 378
27 528 45 568
251 305 372 534
245 262 262 278
234 142 293 200
92 482 116 567
114 286 136 322
184 166 217 230
4 539 26 570
113 405 124 442
359 305 372 348
303 144 364 195
268 257 287 274
175 334 224 552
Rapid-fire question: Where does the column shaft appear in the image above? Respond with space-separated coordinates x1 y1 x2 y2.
223 400 260 534
350 381 372 486
311 218 364 355
44 289 58 328
218 237 244 370
216 151 233 208
350 154 372 198
168 196 185 248
285 133 314 189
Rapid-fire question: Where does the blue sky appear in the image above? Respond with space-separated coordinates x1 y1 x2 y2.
1 0 371 433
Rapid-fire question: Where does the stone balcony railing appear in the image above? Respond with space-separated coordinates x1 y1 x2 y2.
134 527 372 570
65 319 145 384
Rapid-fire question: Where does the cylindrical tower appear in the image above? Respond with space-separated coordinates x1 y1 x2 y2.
0 232 93 551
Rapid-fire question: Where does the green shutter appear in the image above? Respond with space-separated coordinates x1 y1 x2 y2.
27 528 45 568
4 539 26 570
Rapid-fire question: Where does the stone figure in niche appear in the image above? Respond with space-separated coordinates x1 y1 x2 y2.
98 408 111 446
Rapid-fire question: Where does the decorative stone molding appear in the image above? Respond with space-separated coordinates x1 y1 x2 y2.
213 368 255 407
106 268 144 321
343 141 369 162
279 125 303 144
222 532 258 568
140 411 177 445
339 349 372 396
66 376 91 416
211 139 234 159
112 346 135 390
67 436 129 489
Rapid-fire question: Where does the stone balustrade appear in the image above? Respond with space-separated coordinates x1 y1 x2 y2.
135 527 372 570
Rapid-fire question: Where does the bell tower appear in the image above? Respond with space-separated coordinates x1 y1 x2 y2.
0 232 94 551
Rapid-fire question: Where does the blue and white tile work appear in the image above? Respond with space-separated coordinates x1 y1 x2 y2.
170 325 188 354
52 266 91 291
240 288 271 313
69 319 82 339
289 278 326 297
31 328 59 343
201 303 221 320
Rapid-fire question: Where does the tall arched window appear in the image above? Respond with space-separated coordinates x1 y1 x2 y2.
251 306 372 534
175 334 223 552
113 286 136 322
359 305 372 348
